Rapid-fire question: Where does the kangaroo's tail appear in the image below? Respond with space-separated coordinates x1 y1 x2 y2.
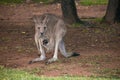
71 52 80 57
66 52 80 58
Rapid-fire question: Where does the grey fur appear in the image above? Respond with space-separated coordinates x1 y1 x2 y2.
29 13 77 64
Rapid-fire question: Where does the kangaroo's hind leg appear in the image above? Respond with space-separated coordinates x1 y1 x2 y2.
46 37 62 64
29 38 46 64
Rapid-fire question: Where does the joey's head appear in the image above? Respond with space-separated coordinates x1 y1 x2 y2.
43 39 49 45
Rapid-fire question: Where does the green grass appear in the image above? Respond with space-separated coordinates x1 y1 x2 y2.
0 66 119 80
0 0 24 4
0 0 108 5
80 0 108 6
0 0 55 4
72 22 83 27
32 0 54 4
96 68 120 78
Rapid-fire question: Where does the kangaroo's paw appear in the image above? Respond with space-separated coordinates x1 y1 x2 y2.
29 57 46 64
46 58 58 64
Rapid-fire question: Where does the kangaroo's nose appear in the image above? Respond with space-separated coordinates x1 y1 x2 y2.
41 33 43 35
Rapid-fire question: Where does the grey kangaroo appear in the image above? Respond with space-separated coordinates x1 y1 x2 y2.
29 13 79 64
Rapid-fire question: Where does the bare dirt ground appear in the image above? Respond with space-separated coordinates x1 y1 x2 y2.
0 3 120 77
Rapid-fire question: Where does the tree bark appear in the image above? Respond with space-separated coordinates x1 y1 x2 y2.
115 0 120 22
103 0 120 23
26 0 32 3
61 0 81 24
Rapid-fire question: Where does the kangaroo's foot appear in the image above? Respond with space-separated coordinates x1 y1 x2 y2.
29 56 46 64
45 57 58 64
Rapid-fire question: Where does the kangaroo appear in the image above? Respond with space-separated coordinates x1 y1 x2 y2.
29 13 79 64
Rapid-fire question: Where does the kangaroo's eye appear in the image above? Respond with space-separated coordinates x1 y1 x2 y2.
38 27 40 29
44 27 47 29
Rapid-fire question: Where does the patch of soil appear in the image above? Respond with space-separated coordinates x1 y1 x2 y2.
0 3 120 77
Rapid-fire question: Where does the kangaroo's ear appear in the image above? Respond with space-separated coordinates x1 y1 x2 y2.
33 16 37 23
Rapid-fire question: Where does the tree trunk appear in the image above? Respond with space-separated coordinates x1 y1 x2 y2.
61 0 81 24
115 0 120 22
103 0 120 23
26 0 32 3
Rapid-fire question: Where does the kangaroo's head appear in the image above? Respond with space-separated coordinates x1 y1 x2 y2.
33 15 49 37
